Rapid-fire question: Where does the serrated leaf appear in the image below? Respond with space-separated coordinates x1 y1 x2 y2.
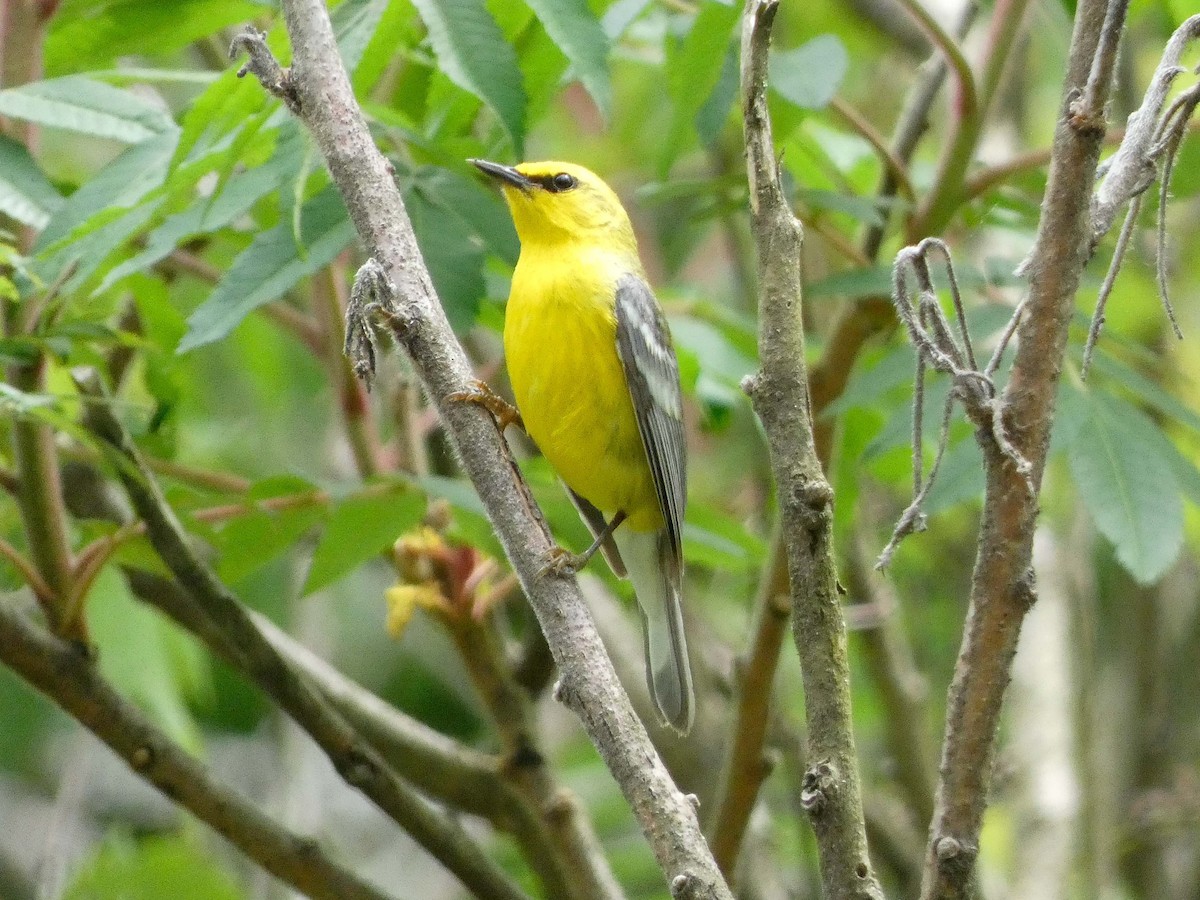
0 76 176 143
770 34 848 110
46 0 262 75
178 185 356 351
0 134 63 230
413 166 519 264
411 0 527 153
1064 389 1184 584
97 154 294 294
303 484 426 595
37 197 165 292
524 0 611 117
36 131 177 251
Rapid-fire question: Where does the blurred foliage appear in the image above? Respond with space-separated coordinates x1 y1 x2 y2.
1 0 1199 898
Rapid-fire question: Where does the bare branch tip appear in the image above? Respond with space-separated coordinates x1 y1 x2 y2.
229 26 300 113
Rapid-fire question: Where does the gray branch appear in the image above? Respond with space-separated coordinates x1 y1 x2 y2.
74 367 530 900
739 3 882 899
919 0 1132 896
0 600 396 900
232 1 733 896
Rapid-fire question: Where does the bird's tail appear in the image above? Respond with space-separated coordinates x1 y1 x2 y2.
614 528 694 734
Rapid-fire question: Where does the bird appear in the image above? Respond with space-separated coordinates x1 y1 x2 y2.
467 158 694 734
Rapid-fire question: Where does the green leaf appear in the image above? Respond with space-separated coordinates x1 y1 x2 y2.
660 1 740 173
806 265 893 300
411 0 527 153
796 188 886 227
37 197 165 292
303 483 426 595
46 0 263 75
695 41 739 147
96 153 295 294
1062 387 1184 584
406 182 486 332
36 131 177 251
178 184 356 351
0 76 177 143
0 134 63 230
1087 350 1200 435
88 567 203 748
770 34 848 110
214 504 326 585
524 0 611 117
64 833 243 900
332 0 391 75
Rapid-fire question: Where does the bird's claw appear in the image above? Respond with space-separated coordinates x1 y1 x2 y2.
537 546 588 579
448 379 524 432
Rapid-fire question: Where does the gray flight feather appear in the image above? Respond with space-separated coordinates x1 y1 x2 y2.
613 273 687 568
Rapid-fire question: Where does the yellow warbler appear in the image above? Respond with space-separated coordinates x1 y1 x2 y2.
471 159 694 734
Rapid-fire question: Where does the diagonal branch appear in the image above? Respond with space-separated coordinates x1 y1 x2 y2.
739 3 882 899
0 601 396 900
73 368 530 900
232 3 732 897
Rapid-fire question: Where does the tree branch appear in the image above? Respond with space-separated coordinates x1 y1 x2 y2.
0 601 397 900
920 1 1130 896
73 368 530 900
739 4 882 899
232 2 732 896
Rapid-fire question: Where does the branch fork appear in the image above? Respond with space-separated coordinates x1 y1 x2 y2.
230 28 301 113
1081 15 1200 375
879 238 1030 568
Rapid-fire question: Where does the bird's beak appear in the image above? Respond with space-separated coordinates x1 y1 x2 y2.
469 158 534 192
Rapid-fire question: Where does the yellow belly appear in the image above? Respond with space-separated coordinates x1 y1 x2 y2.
504 254 663 531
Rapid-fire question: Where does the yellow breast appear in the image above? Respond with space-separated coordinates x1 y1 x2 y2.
504 247 663 531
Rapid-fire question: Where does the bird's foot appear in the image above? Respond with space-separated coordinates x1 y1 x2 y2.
537 545 590 579
448 379 524 432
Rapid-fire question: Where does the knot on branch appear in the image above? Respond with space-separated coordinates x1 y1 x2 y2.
933 833 978 873
229 28 301 114
337 747 378 789
1083 16 1200 376
670 872 698 898
800 759 838 816
878 240 1031 569
344 259 404 392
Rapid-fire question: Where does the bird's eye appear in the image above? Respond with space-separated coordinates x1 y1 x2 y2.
551 172 576 192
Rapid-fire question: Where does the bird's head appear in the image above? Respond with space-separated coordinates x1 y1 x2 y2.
470 159 637 253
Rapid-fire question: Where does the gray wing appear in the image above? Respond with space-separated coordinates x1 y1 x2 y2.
613 273 686 568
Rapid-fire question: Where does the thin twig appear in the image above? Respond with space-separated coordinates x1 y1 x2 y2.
831 96 916 203
1081 193 1142 377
